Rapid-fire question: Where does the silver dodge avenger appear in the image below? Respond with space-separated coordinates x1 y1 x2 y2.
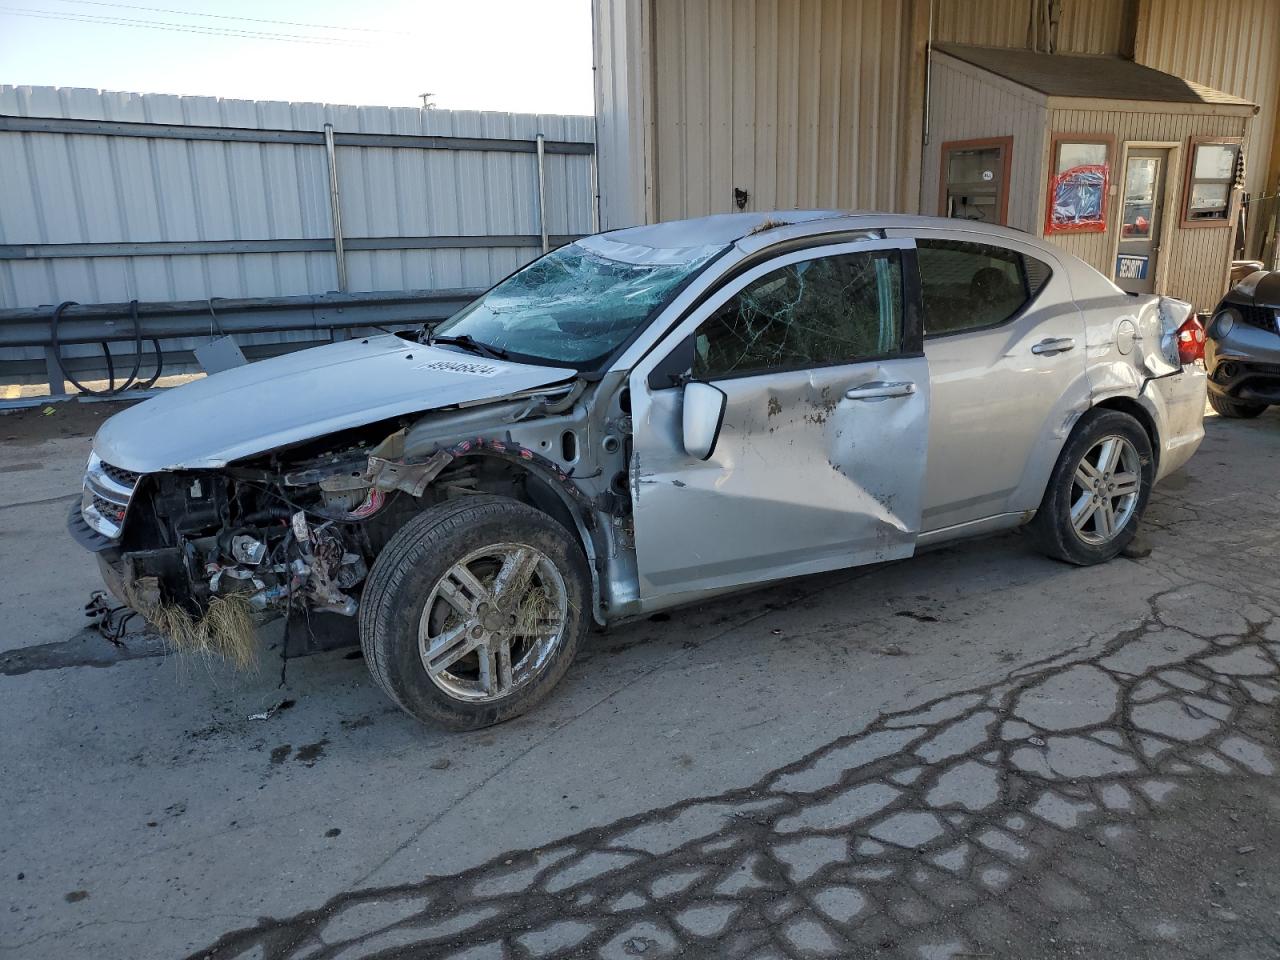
71 211 1208 728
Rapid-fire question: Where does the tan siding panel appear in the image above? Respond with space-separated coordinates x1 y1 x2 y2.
934 0 1134 54
934 0 1030 48
1045 105 1247 308
1057 0 1136 55
649 0 913 220
921 56 1048 232
1135 0 1280 253
591 0 648 229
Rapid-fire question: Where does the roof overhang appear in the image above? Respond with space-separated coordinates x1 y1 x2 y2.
932 44 1258 118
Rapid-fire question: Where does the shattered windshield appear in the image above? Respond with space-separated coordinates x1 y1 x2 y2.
430 242 720 368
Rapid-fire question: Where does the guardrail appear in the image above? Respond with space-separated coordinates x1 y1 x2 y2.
0 91 596 408
0 288 484 407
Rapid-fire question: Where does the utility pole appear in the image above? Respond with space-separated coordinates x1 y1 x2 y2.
418 92 436 109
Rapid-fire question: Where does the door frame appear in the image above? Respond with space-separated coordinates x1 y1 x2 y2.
1109 140 1181 296
625 236 928 605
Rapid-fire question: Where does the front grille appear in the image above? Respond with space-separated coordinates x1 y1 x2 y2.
91 493 127 523
1238 304 1279 334
79 452 141 541
99 461 141 488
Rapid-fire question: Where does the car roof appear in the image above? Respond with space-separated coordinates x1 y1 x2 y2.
601 209 1053 257
600 210 847 251
599 210 1120 301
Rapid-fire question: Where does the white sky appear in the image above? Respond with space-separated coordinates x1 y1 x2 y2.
0 0 595 114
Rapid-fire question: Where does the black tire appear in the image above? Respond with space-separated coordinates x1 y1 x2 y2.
1208 392 1267 419
359 495 590 729
1027 409 1155 566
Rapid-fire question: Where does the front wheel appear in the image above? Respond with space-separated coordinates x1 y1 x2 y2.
359 495 591 729
1027 410 1155 566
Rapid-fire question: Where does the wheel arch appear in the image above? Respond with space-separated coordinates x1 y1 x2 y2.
437 450 607 626
1092 395 1160 473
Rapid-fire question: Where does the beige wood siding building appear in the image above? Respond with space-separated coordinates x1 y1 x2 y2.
921 53 1048 232
921 45 1254 309
593 0 1280 282
1046 105 1250 308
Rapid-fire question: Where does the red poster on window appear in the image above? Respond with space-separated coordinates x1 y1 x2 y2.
1046 163 1109 234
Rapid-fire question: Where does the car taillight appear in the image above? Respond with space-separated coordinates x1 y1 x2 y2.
1177 316 1205 364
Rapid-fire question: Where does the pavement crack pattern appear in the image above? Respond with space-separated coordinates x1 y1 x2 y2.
190 583 1280 960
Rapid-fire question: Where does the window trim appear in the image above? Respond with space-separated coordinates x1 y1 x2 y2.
915 239 1054 342
1179 135 1243 229
1044 133 1115 236
938 136 1013 226
645 240 920 389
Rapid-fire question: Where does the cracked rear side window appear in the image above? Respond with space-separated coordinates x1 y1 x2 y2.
693 250 903 380
432 243 717 368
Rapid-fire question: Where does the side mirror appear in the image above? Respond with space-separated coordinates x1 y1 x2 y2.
682 380 727 461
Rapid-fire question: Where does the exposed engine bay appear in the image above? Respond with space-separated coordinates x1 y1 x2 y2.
108 426 535 625
112 436 389 625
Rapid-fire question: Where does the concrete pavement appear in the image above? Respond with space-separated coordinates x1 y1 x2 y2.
1 404 1278 960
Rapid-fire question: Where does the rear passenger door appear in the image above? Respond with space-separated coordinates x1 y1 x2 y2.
892 231 1087 532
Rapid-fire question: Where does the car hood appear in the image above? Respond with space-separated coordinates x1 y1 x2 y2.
93 335 576 472
1226 270 1280 309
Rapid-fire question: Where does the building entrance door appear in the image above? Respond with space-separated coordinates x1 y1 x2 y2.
1115 148 1169 294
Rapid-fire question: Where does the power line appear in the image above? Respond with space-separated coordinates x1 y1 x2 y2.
0 6 371 44
47 0 398 34
0 5 378 45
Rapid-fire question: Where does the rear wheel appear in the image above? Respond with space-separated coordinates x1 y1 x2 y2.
359 495 590 729
1208 392 1267 419
1027 410 1154 566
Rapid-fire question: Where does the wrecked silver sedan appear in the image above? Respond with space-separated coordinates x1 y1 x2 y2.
70 211 1207 728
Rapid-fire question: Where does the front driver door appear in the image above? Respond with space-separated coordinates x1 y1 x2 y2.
628 240 930 604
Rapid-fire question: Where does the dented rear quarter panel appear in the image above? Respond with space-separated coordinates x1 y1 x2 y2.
1074 283 1205 482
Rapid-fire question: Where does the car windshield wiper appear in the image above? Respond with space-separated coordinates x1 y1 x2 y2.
429 333 509 361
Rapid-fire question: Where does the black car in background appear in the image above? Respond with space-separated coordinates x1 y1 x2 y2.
1205 270 1280 418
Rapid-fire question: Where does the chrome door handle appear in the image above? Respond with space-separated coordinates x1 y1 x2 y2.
1032 337 1076 356
845 380 916 401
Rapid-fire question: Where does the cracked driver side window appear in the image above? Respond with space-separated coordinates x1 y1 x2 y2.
692 249 903 380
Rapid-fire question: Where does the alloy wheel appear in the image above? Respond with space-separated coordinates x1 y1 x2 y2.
417 542 568 702
1069 435 1141 545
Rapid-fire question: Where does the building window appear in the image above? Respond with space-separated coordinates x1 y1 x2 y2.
1045 135 1113 235
940 137 1012 225
1181 136 1243 228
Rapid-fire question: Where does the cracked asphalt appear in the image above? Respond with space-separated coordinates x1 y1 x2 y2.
2 404 1279 960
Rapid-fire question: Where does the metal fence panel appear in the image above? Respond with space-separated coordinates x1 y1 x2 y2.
0 86 595 311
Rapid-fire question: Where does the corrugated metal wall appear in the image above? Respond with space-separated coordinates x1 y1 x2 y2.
612 0 1144 226
1134 0 1280 254
596 0 1279 253
0 86 596 310
921 54 1049 231
592 0 651 230
934 0 1136 55
1046 105 1247 308
647 0 916 220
